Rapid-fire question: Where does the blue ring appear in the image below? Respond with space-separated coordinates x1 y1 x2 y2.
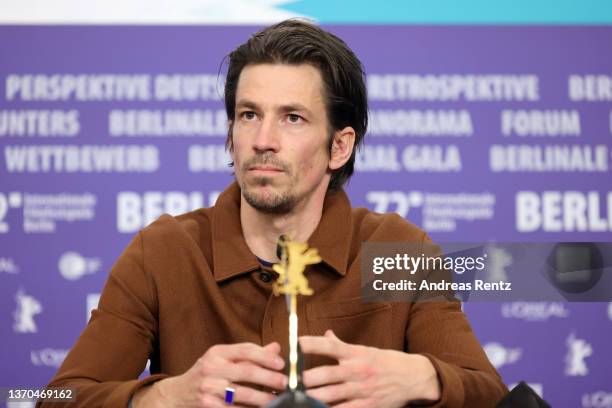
224 386 235 405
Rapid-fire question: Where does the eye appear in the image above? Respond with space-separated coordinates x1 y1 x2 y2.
241 111 257 120
287 114 303 124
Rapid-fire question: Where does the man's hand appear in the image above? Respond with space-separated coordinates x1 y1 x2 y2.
300 330 441 408
133 342 287 408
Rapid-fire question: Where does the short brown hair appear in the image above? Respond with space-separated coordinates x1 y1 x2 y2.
224 19 368 191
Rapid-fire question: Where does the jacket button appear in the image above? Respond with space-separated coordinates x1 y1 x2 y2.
260 271 272 283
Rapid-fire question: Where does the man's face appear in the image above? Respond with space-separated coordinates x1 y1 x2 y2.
230 63 332 214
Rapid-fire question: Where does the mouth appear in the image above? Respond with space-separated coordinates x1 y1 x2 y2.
249 166 284 174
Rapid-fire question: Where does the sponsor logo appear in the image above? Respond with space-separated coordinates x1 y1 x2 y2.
516 191 612 232
501 109 581 137
0 192 23 233
0 257 19 274
13 289 42 333
0 109 79 137
110 109 227 137
483 342 521 369
501 302 569 321
483 244 512 282
367 109 473 137
569 75 612 102
583 391 612 408
365 191 494 232
116 191 218 233
490 144 607 173
565 332 592 376
58 252 100 281
86 293 101 322
4 145 159 173
355 144 462 172
188 145 232 172
368 74 539 102
1 192 97 234
366 191 424 217
30 348 69 368
6 74 222 102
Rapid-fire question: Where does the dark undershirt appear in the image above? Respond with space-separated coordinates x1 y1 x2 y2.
257 257 274 268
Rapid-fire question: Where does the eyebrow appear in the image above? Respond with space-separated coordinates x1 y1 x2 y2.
236 99 313 116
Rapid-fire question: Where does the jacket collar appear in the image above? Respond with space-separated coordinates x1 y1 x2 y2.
211 182 352 283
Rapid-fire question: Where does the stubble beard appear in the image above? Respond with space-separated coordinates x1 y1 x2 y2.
241 177 297 214
239 155 297 214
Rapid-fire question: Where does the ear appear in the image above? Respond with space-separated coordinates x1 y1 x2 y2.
328 126 356 171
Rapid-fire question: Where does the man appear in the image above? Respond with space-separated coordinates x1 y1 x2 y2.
42 20 507 407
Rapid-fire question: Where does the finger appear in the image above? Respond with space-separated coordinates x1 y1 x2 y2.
230 383 278 407
303 364 354 388
325 329 340 340
333 399 374 408
197 393 226 408
299 333 350 360
221 362 287 390
307 382 361 404
205 393 251 408
215 343 284 370
207 382 254 408
197 376 227 397
263 341 281 354
234 343 285 371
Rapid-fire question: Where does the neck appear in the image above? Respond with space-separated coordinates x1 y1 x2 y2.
240 189 327 262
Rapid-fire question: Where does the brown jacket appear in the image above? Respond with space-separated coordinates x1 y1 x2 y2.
41 182 507 407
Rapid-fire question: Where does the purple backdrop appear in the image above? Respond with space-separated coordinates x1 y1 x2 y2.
1 25 611 407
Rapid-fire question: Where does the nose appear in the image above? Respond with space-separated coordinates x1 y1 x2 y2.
252 116 280 153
